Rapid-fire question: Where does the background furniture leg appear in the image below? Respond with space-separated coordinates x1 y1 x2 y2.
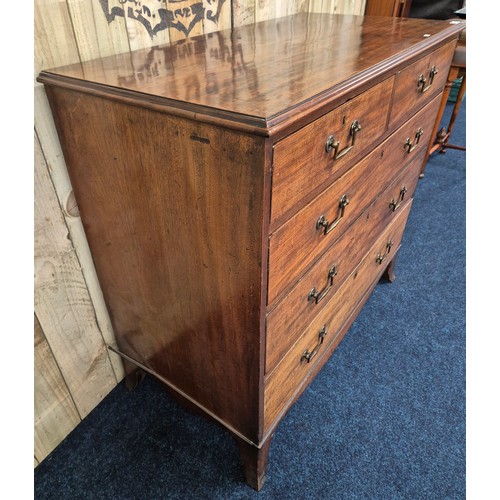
420 66 459 177
440 73 466 152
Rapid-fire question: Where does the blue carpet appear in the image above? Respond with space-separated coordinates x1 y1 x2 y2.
34 99 465 499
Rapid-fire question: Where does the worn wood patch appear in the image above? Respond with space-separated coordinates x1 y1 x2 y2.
34 314 81 463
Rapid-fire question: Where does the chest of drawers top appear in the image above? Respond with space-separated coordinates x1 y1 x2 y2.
38 13 464 137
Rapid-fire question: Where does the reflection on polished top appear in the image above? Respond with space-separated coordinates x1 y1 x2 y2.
39 13 464 126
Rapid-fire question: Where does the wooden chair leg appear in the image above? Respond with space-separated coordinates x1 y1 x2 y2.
441 73 466 152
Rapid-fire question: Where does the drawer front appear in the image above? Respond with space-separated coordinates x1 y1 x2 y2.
264 201 413 432
267 93 441 306
265 150 424 374
389 40 456 128
271 77 394 227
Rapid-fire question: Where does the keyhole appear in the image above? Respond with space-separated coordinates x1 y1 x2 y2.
342 115 347 126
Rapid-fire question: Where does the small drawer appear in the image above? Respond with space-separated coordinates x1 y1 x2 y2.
265 150 424 374
271 77 394 227
389 40 456 128
264 201 413 433
267 93 441 306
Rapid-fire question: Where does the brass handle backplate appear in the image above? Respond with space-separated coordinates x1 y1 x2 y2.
376 240 394 265
389 186 408 212
316 194 350 235
301 327 327 363
325 120 362 160
308 266 338 304
417 66 438 93
404 128 424 154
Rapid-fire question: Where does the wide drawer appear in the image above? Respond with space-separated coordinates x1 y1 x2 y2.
389 40 456 128
265 150 424 374
267 93 441 306
264 201 412 432
271 77 394 227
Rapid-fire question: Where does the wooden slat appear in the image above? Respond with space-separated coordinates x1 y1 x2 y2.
66 0 130 61
276 0 310 17
308 0 326 13
167 0 204 42
123 0 171 51
256 0 276 22
336 0 366 14
34 314 81 463
34 86 125 382
34 132 118 418
296 0 312 14
233 0 256 26
203 0 232 34
355 0 368 15
34 0 80 77
309 0 366 14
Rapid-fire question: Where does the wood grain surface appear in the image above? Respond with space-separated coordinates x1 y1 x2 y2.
268 93 441 305
38 14 464 126
270 77 394 226
264 202 412 432
44 87 267 443
34 315 81 463
389 40 456 128
34 133 117 419
266 151 425 373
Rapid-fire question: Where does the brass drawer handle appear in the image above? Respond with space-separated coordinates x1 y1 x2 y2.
389 186 408 212
301 326 327 363
316 194 350 235
417 66 438 93
376 240 394 265
308 266 338 304
404 127 424 154
325 120 362 160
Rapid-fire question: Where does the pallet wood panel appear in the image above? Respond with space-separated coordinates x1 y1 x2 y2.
276 0 310 17
309 0 367 14
167 0 205 42
123 0 172 51
34 0 80 78
34 133 117 418
66 0 131 61
233 0 255 26
34 314 81 463
255 0 276 22
203 0 232 33
34 86 125 382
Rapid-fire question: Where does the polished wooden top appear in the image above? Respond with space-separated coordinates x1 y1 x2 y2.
38 13 464 131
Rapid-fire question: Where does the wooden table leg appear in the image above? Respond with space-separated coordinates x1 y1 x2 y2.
235 434 273 491
439 72 466 153
420 66 460 178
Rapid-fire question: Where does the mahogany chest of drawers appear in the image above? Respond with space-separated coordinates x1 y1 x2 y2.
38 13 464 490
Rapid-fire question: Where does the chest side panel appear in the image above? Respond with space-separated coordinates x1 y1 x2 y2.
44 86 267 443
